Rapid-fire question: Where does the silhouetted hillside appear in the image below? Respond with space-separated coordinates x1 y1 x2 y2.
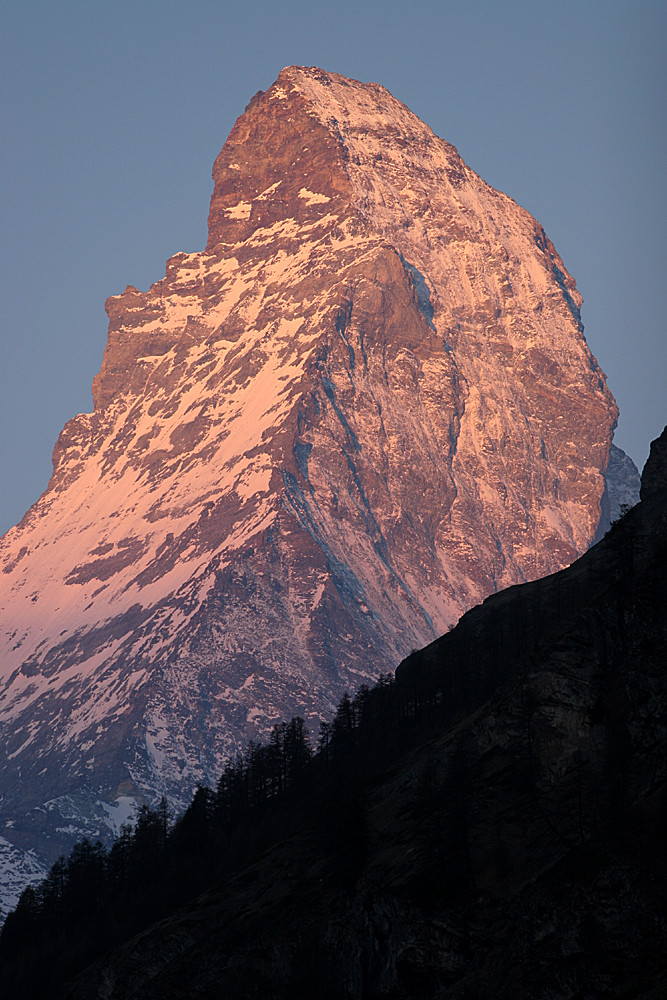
1 427 665 999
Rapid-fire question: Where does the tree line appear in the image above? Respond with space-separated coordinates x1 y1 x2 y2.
0 673 431 998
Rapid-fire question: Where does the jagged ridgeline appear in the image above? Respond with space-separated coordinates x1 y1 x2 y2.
0 66 629 915
1 428 664 1000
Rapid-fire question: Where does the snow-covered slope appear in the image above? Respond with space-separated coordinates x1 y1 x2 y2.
0 67 618 910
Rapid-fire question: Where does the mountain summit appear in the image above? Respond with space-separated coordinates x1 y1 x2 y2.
0 67 618 904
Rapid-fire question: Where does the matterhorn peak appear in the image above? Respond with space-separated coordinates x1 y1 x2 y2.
0 68 619 912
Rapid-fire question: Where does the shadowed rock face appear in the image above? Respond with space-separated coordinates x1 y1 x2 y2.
0 67 617 906
595 443 641 540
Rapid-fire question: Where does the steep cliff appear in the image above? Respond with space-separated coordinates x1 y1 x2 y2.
0 67 618 907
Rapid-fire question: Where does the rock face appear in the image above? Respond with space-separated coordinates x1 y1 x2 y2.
0 67 617 905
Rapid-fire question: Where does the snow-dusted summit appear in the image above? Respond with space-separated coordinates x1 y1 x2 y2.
0 67 618 909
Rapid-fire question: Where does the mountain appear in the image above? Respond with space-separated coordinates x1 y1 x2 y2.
595 442 641 539
0 67 619 909
607 442 641 517
3 426 664 1000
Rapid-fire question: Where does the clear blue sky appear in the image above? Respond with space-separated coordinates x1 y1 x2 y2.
1 1 665 535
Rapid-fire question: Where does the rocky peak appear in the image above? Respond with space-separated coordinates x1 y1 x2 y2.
594 442 641 539
206 68 356 253
0 68 619 915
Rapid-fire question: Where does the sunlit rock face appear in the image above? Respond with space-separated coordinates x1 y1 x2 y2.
0 67 618 905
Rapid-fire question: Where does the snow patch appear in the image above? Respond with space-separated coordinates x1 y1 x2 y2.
225 201 252 220
298 187 331 206
100 796 138 836
256 181 283 200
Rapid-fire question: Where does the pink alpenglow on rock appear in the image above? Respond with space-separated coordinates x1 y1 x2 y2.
0 67 619 913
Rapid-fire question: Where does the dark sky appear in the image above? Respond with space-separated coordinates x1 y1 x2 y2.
1 0 665 535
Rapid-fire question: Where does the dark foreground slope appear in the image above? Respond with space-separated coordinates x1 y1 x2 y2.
5 427 667 998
